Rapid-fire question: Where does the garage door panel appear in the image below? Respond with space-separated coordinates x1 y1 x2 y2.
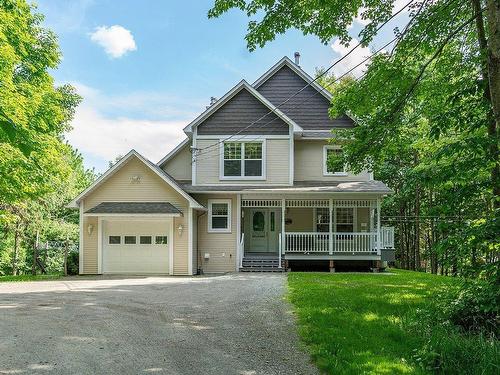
103 220 171 274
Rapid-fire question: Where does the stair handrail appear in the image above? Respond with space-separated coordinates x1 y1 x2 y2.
239 233 244 269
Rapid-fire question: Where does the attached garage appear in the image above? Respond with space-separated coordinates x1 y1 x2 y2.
102 219 172 274
69 151 205 275
85 202 182 275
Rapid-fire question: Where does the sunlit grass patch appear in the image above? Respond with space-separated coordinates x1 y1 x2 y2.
0 274 62 282
287 269 497 374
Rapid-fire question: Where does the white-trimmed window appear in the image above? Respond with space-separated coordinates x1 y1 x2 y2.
315 208 330 232
140 236 152 245
323 146 347 176
208 199 231 233
336 208 354 232
108 236 121 244
124 235 136 245
221 141 265 179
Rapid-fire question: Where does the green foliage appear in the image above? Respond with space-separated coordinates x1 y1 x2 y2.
434 279 499 336
288 270 499 375
0 1 96 276
66 251 79 275
209 0 401 51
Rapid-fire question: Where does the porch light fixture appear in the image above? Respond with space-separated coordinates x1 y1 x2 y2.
87 224 94 235
177 224 183 236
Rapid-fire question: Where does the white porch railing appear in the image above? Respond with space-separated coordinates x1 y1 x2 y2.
284 232 384 253
334 232 377 253
381 226 395 249
285 232 330 253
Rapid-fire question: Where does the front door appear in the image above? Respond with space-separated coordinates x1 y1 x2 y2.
245 208 281 254
250 209 267 252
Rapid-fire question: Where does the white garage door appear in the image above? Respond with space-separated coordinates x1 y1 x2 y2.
103 219 172 274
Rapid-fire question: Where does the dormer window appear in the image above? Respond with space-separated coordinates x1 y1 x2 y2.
323 146 348 176
221 141 265 179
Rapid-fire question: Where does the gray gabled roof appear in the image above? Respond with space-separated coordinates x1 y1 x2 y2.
85 202 182 215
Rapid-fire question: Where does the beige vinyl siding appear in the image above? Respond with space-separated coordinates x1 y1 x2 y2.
81 156 191 275
192 211 198 273
285 208 314 232
82 211 98 274
195 139 290 185
294 140 371 181
162 143 192 181
357 208 370 232
284 207 371 233
194 194 237 273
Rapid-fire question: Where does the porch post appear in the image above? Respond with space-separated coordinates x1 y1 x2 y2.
280 197 285 268
376 198 381 255
328 198 333 255
236 194 242 270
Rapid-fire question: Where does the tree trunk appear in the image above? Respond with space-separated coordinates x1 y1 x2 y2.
11 221 20 276
473 0 500 208
32 230 39 276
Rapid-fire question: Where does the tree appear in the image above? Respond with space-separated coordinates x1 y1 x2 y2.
209 0 499 208
0 0 95 276
209 0 499 278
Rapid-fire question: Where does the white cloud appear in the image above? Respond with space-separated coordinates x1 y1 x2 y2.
90 25 137 58
349 1 410 30
66 106 187 163
331 38 375 78
64 83 198 170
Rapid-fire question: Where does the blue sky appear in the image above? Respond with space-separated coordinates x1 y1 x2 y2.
36 0 408 173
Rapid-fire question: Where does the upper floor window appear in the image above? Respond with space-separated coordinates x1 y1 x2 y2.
222 141 265 179
208 199 232 233
323 146 347 176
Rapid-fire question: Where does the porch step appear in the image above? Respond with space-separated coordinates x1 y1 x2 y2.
240 267 285 272
240 257 285 272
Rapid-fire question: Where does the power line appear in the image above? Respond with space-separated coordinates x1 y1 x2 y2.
192 0 417 158
192 37 398 163
192 0 465 167
192 0 460 163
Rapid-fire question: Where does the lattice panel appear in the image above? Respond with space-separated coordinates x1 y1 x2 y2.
334 199 377 208
241 199 282 208
286 199 329 208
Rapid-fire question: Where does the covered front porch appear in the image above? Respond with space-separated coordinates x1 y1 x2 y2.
237 197 395 270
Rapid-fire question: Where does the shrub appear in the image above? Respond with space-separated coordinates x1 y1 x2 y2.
66 251 79 275
438 279 499 337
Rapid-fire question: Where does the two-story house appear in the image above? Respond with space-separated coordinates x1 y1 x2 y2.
69 56 395 275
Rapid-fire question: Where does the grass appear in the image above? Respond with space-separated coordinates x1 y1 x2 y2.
0 274 63 282
287 269 498 374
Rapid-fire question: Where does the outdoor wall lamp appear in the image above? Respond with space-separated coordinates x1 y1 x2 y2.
177 224 183 236
87 224 94 235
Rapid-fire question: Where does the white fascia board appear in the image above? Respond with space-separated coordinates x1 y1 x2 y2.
157 138 190 167
252 56 333 102
183 80 302 134
68 150 205 210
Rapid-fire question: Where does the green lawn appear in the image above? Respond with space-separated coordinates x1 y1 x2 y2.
287 269 497 374
0 274 62 282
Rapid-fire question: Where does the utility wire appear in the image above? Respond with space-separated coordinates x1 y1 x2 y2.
192 0 417 158
192 0 460 163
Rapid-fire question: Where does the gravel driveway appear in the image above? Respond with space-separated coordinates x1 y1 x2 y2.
0 274 317 375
